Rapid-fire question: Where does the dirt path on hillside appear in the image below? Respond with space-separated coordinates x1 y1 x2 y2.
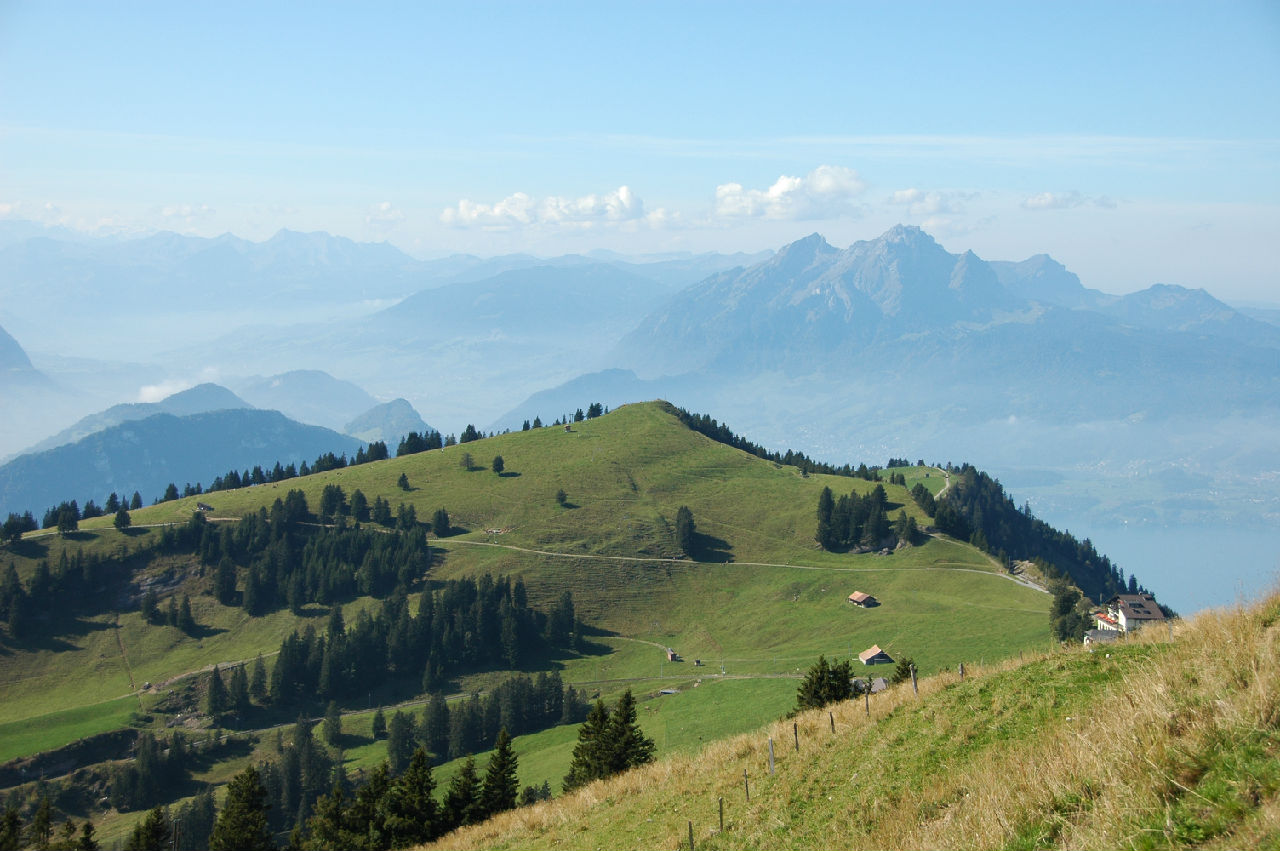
111 613 144 710
442 538 1048 593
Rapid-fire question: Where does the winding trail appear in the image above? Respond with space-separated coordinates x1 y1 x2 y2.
440 537 1048 593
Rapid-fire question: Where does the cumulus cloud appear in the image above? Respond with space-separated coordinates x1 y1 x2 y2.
714 165 866 220
159 203 216 230
0 200 64 222
441 185 661 229
366 201 405 232
137 379 193 403
887 187 971 217
1022 191 1116 211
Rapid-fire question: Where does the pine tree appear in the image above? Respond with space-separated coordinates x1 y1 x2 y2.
206 664 229 716
371 709 387 740
249 655 268 703
562 699 610 791
441 756 481 831
380 748 438 846
0 806 19 851
123 806 168 851
28 796 53 851
479 728 519 818
77 820 100 851
323 701 342 747
209 766 274 851
229 664 251 716
674 506 695 557
386 711 416 775
302 785 357 851
178 594 196 632
605 689 654 774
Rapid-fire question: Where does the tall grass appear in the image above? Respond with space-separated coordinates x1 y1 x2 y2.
428 591 1280 850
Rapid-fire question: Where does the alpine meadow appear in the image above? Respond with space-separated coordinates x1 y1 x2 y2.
2 3 1279 849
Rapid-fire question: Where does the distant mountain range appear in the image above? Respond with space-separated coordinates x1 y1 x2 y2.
22 383 251 455
0 409 362 517
2 219 1276 539
495 226 1280 531
344 398 433 445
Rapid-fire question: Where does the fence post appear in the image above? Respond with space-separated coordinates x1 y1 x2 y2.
864 689 869 716
768 737 775 774
829 711 835 733
744 768 749 802
958 662 965 680
688 820 694 851
793 722 799 752
719 796 724 832
910 663 918 696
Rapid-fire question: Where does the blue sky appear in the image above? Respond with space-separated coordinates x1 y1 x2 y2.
2 1 1278 299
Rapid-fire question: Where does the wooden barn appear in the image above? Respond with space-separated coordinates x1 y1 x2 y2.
847 591 878 608
858 644 894 665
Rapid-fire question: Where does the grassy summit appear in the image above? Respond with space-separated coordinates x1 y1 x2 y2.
0 401 1059 844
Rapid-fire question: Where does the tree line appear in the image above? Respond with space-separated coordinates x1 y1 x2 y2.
815 484 917 552
261 577 579 709
927 464 1146 605
670 405 884 480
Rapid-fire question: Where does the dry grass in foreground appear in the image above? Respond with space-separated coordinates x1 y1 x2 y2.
424 591 1280 850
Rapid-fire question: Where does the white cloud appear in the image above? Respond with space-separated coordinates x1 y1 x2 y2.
1021 191 1117 211
158 203 215 230
714 165 866 220
887 187 965 216
137 379 193 403
441 185 657 229
366 201 405 232
0 200 64 223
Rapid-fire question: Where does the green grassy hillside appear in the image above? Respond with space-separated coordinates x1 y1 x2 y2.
431 592 1280 851
0 401 1053 841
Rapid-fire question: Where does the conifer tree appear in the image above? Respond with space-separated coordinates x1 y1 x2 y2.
674 506 695 557
77 819 100 851
205 664 229 716
441 756 481 831
249 655 268 703
386 711 416 775
562 699 610 791
208 766 274 851
178 594 196 633
380 748 438 846
123 806 168 851
229 664 251 716
479 728 519 818
0 805 19 851
347 763 390 848
28 796 53 851
323 701 342 747
604 690 654 774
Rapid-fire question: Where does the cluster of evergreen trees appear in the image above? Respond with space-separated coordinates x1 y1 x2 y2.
155 443 392 506
518 401 609 432
561 690 655 792
264 576 577 708
670 405 885 480
1 797 99 851
815 484 914 551
794 655 854 712
931 464 1139 603
383 672 587 768
1 548 128 640
109 732 194 812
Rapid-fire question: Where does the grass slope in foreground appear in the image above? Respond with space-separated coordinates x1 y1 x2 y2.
431 591 1280 851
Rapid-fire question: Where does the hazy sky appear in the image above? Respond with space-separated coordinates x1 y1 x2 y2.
2 1 1278 299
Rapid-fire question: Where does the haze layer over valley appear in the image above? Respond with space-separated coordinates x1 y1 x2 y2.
1 221 1276 614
